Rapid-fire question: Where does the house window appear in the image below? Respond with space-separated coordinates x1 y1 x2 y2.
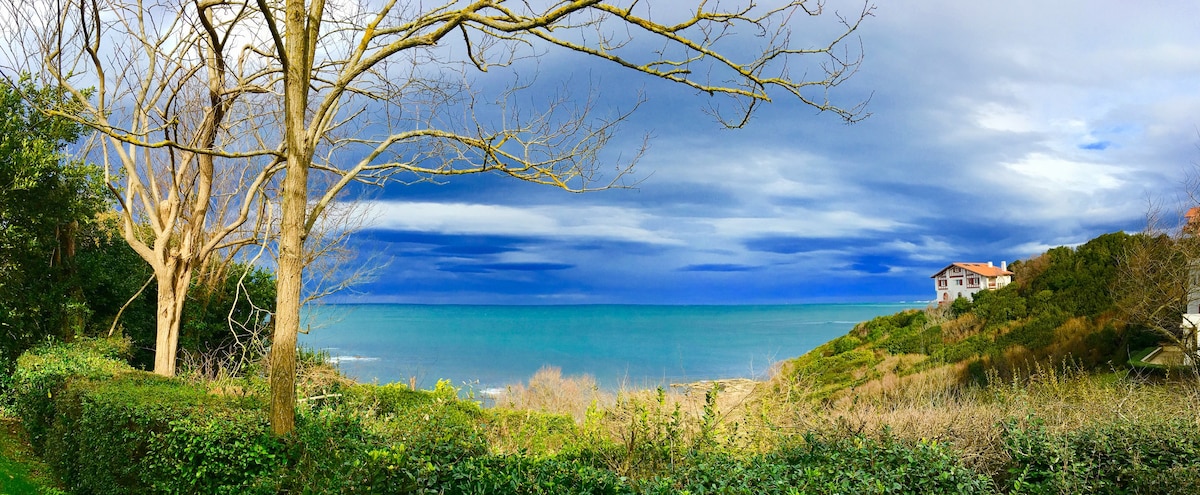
967 277 979 288
955 279 962 286
938 279 947 288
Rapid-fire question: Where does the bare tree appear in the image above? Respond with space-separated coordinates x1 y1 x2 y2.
265 0 873 434
2 0 286 375
1115 203 1200 367
8 0 873 434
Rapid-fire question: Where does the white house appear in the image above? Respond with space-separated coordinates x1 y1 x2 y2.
930 261 1013 304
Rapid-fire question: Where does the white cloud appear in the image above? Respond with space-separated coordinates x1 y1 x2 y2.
1003 153 1125 194
879 237 956 262
361 200 685 245
706 209 905 239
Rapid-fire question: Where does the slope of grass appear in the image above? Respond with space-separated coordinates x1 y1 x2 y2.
0 418 62 495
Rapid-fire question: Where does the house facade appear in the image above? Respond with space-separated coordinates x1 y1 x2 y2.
931 261 1013 304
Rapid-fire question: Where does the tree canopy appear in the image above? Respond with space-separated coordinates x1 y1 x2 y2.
0 80 104 366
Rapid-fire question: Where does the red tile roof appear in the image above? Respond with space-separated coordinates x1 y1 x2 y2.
930 262 1013 278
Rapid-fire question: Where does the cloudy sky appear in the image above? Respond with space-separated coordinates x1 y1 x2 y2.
337 0 1200 305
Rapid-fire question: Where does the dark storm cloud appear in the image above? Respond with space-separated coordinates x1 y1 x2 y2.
333 0 1200 304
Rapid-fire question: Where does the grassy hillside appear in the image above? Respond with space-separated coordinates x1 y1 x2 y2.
6 230 1200 493
773 231 1164 401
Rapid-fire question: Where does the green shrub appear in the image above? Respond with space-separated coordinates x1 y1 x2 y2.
997 311 1065 351
442 456 636 494
1001 417 1200 494
41 373 280 494
951 296 974 318
972 286 1027 328
486 408 580 454
282 378 494 493
882 325 943 356
934 334 991 364
342 382 439 416
832 335 862 355
12 337 133 451
282 408 409 493
645 434 991 494
12 339 284 494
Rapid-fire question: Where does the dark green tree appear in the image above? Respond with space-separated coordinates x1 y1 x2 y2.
0 80 104 369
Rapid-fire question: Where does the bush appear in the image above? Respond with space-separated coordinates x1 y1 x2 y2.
882 325 943 356
12 339 282 493
285 380 490 493
645 434 992 494
1001 417 1200 494
341 382 440 416
832 335 862 355
443 456 636 494
934 334 992 364
485 408 580 454
951 296 974 318
39 373 280 494
282 408 405 493
997 311 1066 351
11 337 133 451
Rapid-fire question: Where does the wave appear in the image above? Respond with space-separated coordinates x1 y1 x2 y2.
478 387 506 398
326 355 380 364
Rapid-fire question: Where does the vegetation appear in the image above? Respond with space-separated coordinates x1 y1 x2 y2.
7 329 1200 493
775 231 1164 401
1 76 1198 490
0 79 104 372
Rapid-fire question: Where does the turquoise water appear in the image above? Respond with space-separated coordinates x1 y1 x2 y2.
299 303 923 392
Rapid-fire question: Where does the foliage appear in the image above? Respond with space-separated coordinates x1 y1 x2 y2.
0 79 274 381
1001 417 1200 494
0 79 104 373
950 296 974 318
970 286 1028 329
11 339 281 494
13 338 1200 493
10 338 133 451
486 408 580 454
176 263 278 375
72 220 156 341
442 455 636 495
1021 232 1130 318
45 374 280 494
783 231 1150 397
778 347 882 399
74 236 278 373
0 417 66 494
644 434 992 494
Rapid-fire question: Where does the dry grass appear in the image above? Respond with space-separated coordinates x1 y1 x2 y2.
760 360 1200 475
489 356 1200 479
494 366 613 422
942 313 983 343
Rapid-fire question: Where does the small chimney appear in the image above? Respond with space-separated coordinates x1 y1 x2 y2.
1001 261 1007 271
987 261 993 267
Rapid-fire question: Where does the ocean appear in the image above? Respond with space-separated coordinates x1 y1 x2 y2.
298 303 924 392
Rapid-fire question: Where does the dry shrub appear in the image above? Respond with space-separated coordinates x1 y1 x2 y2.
495 366 612 422
755 357 1200 477
293 353 355 401
819 386 1012 472
922 303 953 327
942 313 982 343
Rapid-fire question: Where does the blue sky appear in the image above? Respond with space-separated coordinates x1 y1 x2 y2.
334 0 1200 305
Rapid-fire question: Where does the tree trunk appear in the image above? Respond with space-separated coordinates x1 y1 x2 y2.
152 265 190 376
270 0 312 435
270 165 305 434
